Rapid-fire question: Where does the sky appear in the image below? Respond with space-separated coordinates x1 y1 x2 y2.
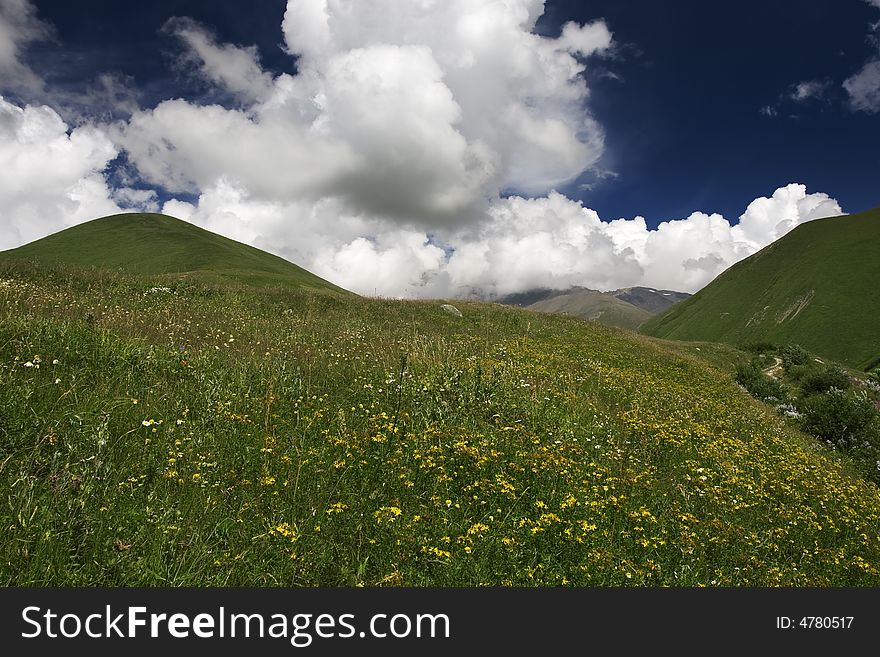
0 0 878 297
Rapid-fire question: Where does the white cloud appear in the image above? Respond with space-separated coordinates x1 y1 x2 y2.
440 183 842 297
163 17 275 102
0 2 848 303
165 180 842 298
844 60 880 112
0 96 136 250
0 0 53 95
117 0 611 228
790 80 828 102
843 0 880 112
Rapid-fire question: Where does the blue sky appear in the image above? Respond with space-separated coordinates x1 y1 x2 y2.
1 1 877 296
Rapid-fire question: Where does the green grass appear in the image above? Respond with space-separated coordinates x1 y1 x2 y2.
2 261 880 586
641 206 880 370
0 213 351 294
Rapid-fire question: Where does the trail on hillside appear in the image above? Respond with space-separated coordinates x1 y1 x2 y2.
763 356 783 380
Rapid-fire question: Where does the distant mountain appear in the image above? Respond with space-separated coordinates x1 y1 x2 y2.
612 287 691 313
641 206 880 370
0 213 350 294
497 285 690 330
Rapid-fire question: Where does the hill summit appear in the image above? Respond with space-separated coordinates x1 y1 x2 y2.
0 213 349 294
641 206 880 370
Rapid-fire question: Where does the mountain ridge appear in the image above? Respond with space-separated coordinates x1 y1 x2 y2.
497 285 690 330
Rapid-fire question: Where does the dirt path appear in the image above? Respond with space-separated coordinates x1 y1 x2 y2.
763 356 783 380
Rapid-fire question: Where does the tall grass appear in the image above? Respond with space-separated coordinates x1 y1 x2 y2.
2 264 880 586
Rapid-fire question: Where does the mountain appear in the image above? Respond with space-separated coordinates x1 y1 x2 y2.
612 286 692 313
0 213 349 294
524 288 652 330
641 206 880 370
498 285 690 330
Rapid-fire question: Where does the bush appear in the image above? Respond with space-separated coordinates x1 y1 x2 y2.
785 363 816 384
742 341 777 355
780 343 811 368
799 389 877 449
735 362 786 402
799 366 851 397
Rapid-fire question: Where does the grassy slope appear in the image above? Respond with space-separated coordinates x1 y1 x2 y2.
2 262 880 586
641 207 880 370
0 213 350 294
526 290 652 330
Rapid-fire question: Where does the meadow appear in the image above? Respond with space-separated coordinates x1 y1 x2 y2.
2 262 880 586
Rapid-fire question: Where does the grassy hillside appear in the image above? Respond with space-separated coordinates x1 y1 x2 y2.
526 289 652 330
0 213 350 294
642 207 880 370
2 260 880 586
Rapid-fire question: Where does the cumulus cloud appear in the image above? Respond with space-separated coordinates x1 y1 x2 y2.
441 183 842 297
0 1 848 302
166 180 841 298
0 0 53 96
0 96 154 249
116 0 611 229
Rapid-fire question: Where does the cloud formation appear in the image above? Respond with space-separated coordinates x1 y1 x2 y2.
844 0 880 112
845 60 880 112
117 0 612 229
163 180 841 297
790 80 830 103
0 0 53 96
0 1 848 300
0 96 127 249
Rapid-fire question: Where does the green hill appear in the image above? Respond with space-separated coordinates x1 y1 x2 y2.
0 213 349 294
2 256 880 586
641 206 880 370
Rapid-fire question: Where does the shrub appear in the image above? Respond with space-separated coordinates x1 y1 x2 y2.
780 343 811 368
785 363 817 384
735 362 786 402
799 389 877 449
742 341 777 355
799 366 851 397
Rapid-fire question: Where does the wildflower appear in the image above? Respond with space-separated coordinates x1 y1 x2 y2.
270 522 298 542
374 506 403 524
